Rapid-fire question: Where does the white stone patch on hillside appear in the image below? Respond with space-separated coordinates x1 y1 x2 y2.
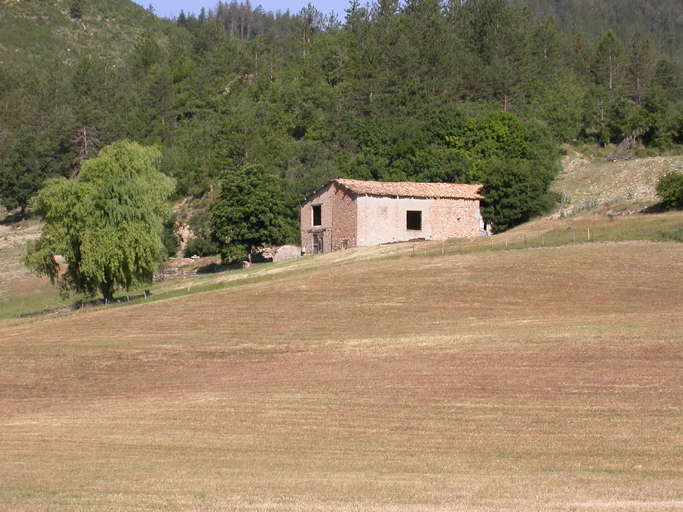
551 154 683 217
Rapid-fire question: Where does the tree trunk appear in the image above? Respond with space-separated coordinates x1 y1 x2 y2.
99 281 115 303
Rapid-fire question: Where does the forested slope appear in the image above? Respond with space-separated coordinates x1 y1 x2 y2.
512 0 683 66
2 0 683 244
0 0 170 67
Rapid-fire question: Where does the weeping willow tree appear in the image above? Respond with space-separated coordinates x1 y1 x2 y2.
25 141 175 301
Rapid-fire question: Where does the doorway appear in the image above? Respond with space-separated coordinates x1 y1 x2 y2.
312 233 324 254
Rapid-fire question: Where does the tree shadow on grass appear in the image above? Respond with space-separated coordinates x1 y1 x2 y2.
0 210 29 226
16 291 154 319
196 261 244 274
639 203 669 214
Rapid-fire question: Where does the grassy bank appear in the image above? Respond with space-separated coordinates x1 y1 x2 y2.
2 210 683 320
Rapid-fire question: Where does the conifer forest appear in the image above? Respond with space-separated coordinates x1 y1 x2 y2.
2 0 683 242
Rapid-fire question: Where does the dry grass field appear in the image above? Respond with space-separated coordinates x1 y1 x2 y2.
1 239 682 511
0 221 57 314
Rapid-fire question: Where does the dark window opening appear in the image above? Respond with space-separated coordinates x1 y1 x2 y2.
406 210 422 231
312 205 322 226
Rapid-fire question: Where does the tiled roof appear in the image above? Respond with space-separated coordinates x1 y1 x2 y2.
334 179 483 200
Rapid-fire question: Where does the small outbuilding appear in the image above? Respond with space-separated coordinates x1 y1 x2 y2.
300 179 487 254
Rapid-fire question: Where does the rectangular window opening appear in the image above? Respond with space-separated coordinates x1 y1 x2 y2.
406 210 422 231
312 205 322 226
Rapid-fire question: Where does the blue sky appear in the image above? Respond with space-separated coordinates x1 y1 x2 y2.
132 0 352 19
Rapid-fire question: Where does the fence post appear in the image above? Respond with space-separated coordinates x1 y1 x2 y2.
524 234 527 246
588 228 591 241
442 240 445 255
542 233 545 246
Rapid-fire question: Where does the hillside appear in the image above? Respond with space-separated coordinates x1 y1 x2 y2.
512 0 683 65
0 0 170 68
2 135 683 508
5 0 683 251
1 229 682 510
551 151 683 215
3 149 683 319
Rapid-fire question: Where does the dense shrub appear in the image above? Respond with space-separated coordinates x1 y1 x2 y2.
161 214 180 257
656 172 683 208
181 209 220 257
183 235 220 258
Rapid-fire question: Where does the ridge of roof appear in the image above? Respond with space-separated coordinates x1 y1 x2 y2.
333 179 484 200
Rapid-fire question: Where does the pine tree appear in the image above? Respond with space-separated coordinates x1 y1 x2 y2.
627 32 652 105
592 30 624 94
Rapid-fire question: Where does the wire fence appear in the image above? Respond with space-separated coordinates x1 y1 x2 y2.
389 219 683 260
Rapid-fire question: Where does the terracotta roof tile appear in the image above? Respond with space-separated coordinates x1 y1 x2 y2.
334 179 483 200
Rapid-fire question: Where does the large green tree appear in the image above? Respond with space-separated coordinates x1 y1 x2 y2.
211 164 298 262
25 141 175 301
445 112 561 231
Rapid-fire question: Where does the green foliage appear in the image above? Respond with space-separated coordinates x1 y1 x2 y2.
211 164 298 262
25 141 175 300
69 0 84 19
656 172 683 209
445 113 560 231
7 0 683 240
161 214 180 257
592 30 624 94
511 0 683 70
652 59 681 102
0 131 69 216
183 210 220 257
627 32 652 104
183 236 220 258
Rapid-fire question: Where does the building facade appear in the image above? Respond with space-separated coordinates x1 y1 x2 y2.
300 179 486 254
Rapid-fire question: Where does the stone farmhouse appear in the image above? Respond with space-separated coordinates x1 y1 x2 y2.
300 179 487 254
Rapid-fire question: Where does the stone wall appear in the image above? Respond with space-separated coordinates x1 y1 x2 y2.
356 196 481 246
330 185 357 250
301 183 358 254
430 198 482 239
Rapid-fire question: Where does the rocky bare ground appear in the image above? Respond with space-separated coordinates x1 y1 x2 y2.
550 152 683 217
